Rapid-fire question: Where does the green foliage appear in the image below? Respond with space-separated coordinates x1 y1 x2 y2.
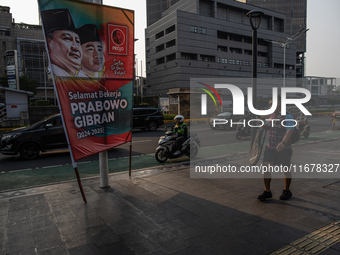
0 75 38 95
35 100 50 106
0 74 8 87
19 75 38 94
164 114 177 120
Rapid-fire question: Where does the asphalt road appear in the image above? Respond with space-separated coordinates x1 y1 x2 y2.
0 116 334 172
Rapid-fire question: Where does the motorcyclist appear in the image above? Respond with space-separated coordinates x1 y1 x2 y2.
172 115 188 155
296 112 307 131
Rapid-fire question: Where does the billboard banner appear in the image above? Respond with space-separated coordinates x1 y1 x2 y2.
38 0 134 162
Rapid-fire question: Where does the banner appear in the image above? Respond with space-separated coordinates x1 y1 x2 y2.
38 0 134 162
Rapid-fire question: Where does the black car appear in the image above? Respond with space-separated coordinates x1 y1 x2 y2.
0 113 68 160
209 112 247 130
133 108 164 131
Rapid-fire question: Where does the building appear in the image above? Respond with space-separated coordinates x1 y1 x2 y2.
240 0 307 80
147 0 180 26
145 0 297 96
302 76 338 107
0 6 53 99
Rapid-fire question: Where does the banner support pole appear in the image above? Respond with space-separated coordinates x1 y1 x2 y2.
74 166 87 203
129 141 132 177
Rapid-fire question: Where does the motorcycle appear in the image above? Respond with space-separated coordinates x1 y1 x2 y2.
155 130 201 163
296 113 310 138
235 119 251 140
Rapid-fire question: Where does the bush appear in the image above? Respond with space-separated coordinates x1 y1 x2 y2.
164 114 176 120
35 100 50 106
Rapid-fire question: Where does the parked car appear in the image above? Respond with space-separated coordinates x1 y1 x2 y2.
0 113 68 159
133 108 164 131
209 112 247 130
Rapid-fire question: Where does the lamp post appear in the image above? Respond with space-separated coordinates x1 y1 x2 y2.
267 28 309 87
246 10 264 148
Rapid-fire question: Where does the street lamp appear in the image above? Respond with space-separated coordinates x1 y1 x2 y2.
267 28 309 87
246 10 264 148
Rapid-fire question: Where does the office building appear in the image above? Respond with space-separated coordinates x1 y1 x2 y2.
0 6 53 98
147 0 180 26
145 0 297 96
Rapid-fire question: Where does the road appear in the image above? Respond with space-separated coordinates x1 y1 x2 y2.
0 116 333 172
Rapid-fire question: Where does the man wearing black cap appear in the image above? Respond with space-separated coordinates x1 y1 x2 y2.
41 9 87 78
78 24 104 78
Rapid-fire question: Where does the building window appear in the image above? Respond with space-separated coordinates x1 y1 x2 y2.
236 60 242 65
156 44 165 52
166 53 176 62
155 31 164 40
258 51 268 57
229 34 242 42
274 18 284 33
0 30 10 36
199 27 207 34
230 47 242 54
263 63 269 68
244 50 252 55
229 59 235 64
217 31 228 40
200 55 215 62
181 52 198 60
274 63 283 69
165 25 175 34
166 39 176 48
221 58 228 63
244 36 252 44
258 39 269 46
156 57 165 65
311 86 318 93
217 46 228 52
244 61 250 66
190 26 198 33
257 62 262 67
217 58 220 63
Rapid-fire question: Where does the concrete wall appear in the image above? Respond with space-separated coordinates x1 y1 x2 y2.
5 90 28 118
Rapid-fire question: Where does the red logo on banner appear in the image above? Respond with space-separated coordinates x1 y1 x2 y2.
108 25 128 55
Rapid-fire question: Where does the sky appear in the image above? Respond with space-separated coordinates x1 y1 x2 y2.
2 0 340 80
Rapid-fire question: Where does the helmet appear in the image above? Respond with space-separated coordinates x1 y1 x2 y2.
174 115 184 123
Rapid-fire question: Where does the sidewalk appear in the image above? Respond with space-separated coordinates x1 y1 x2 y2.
1 136 340 254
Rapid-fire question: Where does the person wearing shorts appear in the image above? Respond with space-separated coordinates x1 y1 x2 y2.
257 96 295 201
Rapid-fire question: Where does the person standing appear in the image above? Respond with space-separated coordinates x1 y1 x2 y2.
257 96 295 201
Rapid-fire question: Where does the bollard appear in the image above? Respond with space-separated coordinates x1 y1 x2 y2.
99 151 110 188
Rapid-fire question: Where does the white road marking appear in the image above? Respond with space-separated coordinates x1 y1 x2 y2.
42 165 62 169
10 168 32 173
132 140 152 143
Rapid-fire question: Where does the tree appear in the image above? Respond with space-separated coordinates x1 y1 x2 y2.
19 75 38 94
0 74 38 95
0 74 8 87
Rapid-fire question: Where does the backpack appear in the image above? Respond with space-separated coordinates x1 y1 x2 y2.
276 113 300 144
290 127 300 144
